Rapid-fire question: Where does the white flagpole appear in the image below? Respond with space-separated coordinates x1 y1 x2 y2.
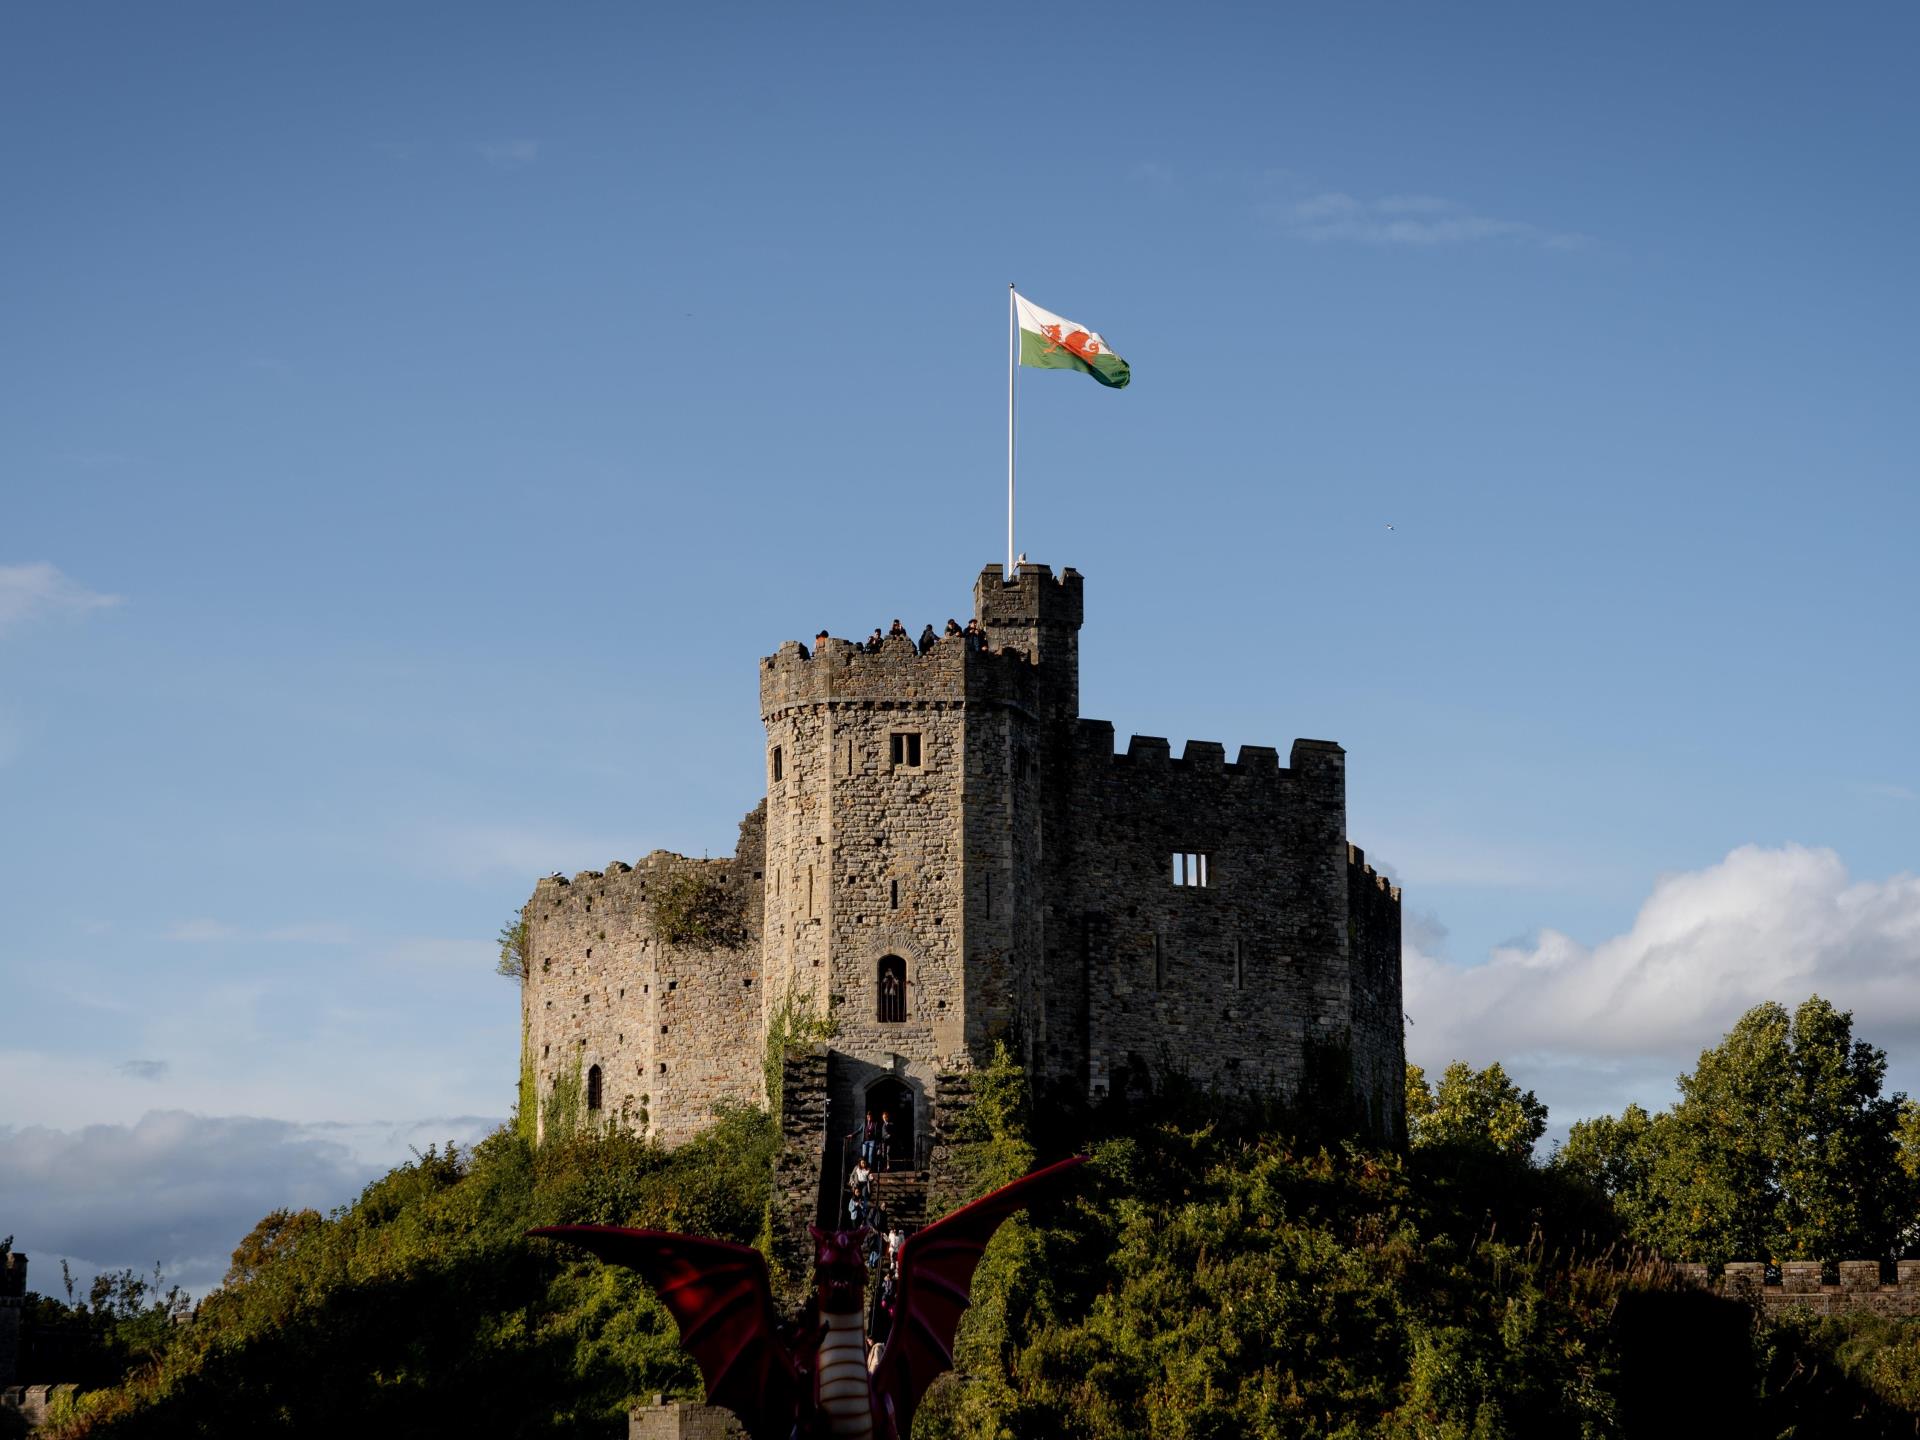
1007 282 1017 577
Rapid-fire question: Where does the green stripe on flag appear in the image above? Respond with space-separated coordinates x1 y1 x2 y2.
1018 329 1130 388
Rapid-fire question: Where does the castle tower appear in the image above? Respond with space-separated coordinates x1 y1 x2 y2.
757 564 1084 1156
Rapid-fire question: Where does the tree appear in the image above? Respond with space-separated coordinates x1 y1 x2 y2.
1406 1060 1548 1159
496 913 529 982
1558 1102 1658 1230
1555 996 1918 1262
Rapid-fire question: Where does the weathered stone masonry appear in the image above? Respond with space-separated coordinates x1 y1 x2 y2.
520 561 1405 1186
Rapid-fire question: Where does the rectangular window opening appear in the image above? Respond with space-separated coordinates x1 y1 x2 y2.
890 732 923 769
890 879 899 910
770 746 783 782
1172 851 1211 887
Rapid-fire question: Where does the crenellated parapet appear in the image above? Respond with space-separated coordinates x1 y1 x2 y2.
759 635 1044 718
974 561 1084 628
1346 843 1403 905
1678 1261 1920 1318
1072 724 1344 788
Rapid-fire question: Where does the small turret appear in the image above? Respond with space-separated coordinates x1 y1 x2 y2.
974 563 1083 720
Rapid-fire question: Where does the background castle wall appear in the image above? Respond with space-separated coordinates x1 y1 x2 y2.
522 811 763 1146
1347 844 1406 1143
1679 1261 1920 1319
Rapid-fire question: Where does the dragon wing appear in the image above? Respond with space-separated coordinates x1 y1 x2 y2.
529 1225 798 1440
872 1155 1087 1439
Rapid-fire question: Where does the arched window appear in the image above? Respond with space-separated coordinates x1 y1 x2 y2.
877 955 907 1023
586 1064 603 1111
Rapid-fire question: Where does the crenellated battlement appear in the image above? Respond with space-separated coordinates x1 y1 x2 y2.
1347 843 1403 904
974 561 1084 625
1073 723 1341 785
1678 1260 1920 1318
759 633 1044 717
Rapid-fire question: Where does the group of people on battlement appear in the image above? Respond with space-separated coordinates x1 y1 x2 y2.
812 617 992 658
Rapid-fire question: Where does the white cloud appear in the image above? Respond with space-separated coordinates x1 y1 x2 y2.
1407 844 1920 1074
474 139 539 170
1274 190 1588 249
0 1110 499 1297
164 919 356 944
118 1059 170 1082
0 562 121 635
1854 782 1918 802
411 821 646 879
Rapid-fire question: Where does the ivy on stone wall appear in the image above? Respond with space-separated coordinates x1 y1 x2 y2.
761 992 834 1126
541 1052 585 1144
515 1019 538 1146
645 869 747 952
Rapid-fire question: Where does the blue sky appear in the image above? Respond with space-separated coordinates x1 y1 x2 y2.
3 2 1917 1292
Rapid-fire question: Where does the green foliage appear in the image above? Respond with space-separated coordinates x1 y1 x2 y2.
1553 996 1918 1263
40 1057 1920 1439
516 1017 539 1145
647 867 747 952
1407 1061 1549 1160
47 1109 775 1440
933 1040 1038 1215
495 912 529 982
17 1266 190 1396
918 1107 1920 1440
1898 1099 1920 1184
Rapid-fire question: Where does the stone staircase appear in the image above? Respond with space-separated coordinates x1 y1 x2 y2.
867 1168 930 1233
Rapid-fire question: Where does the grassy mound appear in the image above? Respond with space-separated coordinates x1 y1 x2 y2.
38 1082 1920 1438
44 1107 775 1438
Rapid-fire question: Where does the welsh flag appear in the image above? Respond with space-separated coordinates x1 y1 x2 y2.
1015 293 1130 389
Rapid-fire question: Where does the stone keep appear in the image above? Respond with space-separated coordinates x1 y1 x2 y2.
520 562 1405 1160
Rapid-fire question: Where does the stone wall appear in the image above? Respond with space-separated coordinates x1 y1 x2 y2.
1347 844 1406 1144
3 1384 78 1430
1056 728 1364 1116
1678 1260 1920 1318
522 810 764 1145
629 1396 747 1439
767 1044 830 1312
0 1252 23 1390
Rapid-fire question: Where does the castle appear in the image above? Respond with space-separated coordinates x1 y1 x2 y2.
520 562 1406 1188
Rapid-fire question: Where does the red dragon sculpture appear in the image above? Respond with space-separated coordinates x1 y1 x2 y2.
531 1153 1085 1440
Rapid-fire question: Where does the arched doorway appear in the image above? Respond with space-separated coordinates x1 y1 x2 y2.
866 1077 916 1172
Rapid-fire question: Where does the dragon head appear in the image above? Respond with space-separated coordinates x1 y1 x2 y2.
808 1224 869 1316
